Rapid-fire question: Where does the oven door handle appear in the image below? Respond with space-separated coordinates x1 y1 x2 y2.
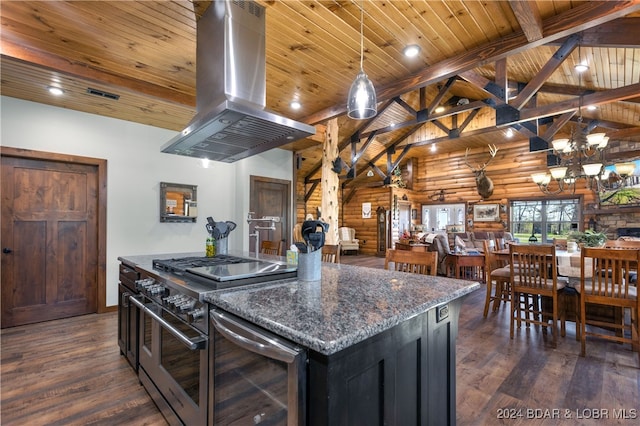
210 309 301 363
130 296 206 350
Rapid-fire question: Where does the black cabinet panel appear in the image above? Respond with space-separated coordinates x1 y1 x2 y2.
309 298 462 426
396 339 420 425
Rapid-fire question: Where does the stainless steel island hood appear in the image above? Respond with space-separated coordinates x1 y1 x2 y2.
162 0 315 163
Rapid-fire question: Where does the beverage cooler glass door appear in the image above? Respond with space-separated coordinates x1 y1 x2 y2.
210 309 307 426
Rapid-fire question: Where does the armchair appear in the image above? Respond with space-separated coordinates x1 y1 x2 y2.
338 227 360 255
431 234 452 276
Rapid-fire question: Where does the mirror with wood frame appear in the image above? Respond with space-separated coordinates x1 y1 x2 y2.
160 182 197 223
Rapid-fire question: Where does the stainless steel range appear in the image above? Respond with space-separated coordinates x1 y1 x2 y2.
127 253 297 426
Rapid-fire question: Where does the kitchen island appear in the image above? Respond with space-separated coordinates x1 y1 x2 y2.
205 258 479 426
119 252 479 425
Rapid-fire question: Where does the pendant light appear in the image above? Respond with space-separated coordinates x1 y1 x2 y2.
347 1 376 119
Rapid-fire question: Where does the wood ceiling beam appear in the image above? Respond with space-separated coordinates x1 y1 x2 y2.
542 111 576 141
359 100 486 140
508 0 543 42
356 126 423 178
466 73 640 104
494 59 509 103
428 77 456 113
302 1 640 125
510 35 579 110
608 127 640 139
607 149 640 162
304 99 396 181
459 71 505 103
518 82 640 123
549 18 640 48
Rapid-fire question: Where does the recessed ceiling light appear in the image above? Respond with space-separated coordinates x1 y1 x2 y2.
574 63 589 73
434 106 445 114
403 44 420 58
47 86 64 96
290 101 301 110
586 105 597 111
431 144 437 152
506 128 514 138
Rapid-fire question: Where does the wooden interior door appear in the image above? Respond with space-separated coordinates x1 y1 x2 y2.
398 202 412 235
1 155 100 328
249 176 290 256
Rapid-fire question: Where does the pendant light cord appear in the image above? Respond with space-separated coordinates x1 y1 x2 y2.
359 1 364 70
577 33 584 124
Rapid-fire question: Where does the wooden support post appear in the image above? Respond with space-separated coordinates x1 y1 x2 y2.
321 118 339 245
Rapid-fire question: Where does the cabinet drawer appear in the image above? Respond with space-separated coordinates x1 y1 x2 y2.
119 263 140 288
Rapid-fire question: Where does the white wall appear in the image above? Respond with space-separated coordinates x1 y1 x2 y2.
1 96 293 306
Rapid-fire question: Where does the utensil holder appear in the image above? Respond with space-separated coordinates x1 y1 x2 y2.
216 237 228 255
298 249 321 281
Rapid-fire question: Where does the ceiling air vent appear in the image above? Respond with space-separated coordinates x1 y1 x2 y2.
86 87 120 100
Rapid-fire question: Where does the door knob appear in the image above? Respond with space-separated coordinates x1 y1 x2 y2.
3 248 12 253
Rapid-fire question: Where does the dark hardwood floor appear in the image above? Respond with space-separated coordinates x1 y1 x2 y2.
1 255 638 425
0 311 167 426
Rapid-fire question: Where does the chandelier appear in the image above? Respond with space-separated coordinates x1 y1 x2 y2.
531 118 606 194
531 38 637 195
531 122 635 195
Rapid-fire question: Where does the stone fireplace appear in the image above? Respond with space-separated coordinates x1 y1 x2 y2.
592 210 640 239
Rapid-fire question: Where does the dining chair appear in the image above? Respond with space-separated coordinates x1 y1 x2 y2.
579 247 639 363
483 240 511 317
495 237 507 251
321 244 340 264
553 238 568 250
509 244 565 346
603 239 640 249
260 240 283 256
602 239 639 284
384 249 438 276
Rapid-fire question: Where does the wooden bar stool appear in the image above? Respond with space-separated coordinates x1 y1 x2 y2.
483 240 511 317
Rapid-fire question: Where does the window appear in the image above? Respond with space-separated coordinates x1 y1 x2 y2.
510 198 581 243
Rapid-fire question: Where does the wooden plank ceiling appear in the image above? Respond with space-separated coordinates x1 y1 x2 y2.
1 1 639 187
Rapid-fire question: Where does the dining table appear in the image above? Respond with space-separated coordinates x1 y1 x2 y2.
556 249 593 281
490 246 591 282
495 246 623 338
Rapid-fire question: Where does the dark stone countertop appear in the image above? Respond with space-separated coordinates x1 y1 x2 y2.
204 262 479 356
119 251 479 356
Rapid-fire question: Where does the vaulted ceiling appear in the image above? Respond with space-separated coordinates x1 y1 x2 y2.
2 1 639 187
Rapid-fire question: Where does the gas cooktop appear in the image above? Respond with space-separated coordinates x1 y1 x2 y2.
153 255 254 273
152 255 297 287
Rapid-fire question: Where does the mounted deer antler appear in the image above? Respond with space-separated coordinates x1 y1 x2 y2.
464 144 499 199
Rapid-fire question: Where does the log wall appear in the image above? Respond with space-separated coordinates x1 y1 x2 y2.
297 138 640 255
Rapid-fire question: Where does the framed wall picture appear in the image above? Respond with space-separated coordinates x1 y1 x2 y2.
473 204 499 222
